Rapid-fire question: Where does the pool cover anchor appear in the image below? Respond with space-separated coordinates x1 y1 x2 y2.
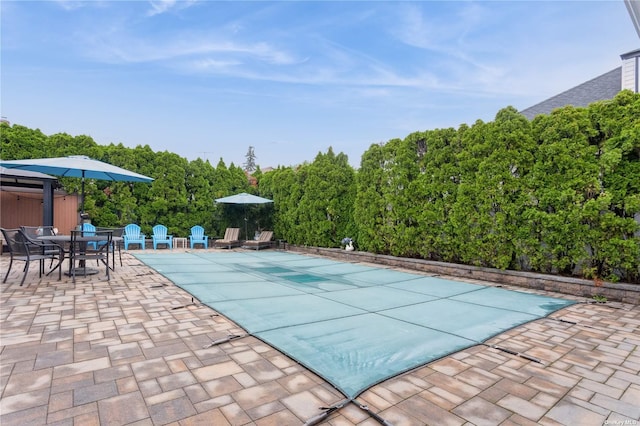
303 399 393 426
487 344 543 365
203 333 247 349
553 316 617 330
150 283 168 288
303 399 350 426
171 297 201 310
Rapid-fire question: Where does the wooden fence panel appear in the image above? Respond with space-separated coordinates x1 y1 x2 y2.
0 190 79 233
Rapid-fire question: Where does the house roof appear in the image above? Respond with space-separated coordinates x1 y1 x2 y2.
621 47 640 59
519 67 621 119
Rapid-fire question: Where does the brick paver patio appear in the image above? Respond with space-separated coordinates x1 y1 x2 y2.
1 248 638 425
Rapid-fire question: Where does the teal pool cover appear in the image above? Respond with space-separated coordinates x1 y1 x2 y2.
135 251 574 399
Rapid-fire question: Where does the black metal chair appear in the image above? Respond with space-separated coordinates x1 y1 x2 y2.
20 226 66 274
96 227 124 269
69 229 112 283
1 228 63 285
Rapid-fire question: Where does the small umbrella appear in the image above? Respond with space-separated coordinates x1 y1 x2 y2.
0 155 153 214
215 192 273 240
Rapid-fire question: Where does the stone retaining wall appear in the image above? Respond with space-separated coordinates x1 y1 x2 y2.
287 245 640 305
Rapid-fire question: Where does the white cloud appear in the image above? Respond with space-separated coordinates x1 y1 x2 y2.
83 29 300 69
52 0 88 11
386 3 511 91
146 0 198 17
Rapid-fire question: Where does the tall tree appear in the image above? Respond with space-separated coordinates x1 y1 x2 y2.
583 90 640 280
411 127 462 262
259 165 303 243
0 124 50 159
355 143 389 253
521 106 598 275
244 146 257 172
293 148 356 247
184 158 217 235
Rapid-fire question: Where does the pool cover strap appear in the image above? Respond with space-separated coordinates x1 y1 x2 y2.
357 402 394 425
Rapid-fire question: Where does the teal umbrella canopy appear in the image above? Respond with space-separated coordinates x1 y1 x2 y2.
215 192 273 204
0 155 153 213
0 156 153 182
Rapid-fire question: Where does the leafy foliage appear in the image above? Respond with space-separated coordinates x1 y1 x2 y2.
353 92 639 282
2 90 638 282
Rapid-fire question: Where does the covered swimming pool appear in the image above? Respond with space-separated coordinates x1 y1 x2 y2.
134 251 575 400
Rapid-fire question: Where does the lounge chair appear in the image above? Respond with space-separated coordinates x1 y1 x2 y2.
242 230 274 250
214 227 241 249
124 224 145 250
152 224 173 250
189 225 208 249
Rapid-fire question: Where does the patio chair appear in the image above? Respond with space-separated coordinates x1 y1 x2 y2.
82 223 98 249
152 224 173 250
69 228 112 283
21 225 58 257
213 227 241 249
1 228 63 285
20 225 58 239
124 224 145 250
189 225 208 249
242 230 274 250
96 227 124 269
20 225 66 275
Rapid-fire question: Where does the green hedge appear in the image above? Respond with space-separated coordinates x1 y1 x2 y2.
3 90 638 282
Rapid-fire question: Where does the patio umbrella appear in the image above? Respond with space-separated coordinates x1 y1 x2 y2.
0 155 153 214
215 192 273 240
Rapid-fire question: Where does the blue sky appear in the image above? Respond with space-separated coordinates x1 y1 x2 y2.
1 1 638 169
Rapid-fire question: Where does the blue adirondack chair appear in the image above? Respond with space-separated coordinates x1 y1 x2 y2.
124 224 145 250
189 225 208 249
152 224 173 250
82 223 97 249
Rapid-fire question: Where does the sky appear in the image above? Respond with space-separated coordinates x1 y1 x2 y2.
1 1 638 169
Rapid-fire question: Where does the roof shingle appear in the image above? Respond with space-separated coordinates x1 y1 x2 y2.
519 67 621 119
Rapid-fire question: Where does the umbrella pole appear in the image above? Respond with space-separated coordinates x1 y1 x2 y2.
75 171 92 273
81 173 85 215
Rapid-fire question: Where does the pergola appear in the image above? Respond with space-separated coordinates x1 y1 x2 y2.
0 166 60 227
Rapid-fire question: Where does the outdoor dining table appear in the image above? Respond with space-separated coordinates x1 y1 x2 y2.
38 233 123 275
